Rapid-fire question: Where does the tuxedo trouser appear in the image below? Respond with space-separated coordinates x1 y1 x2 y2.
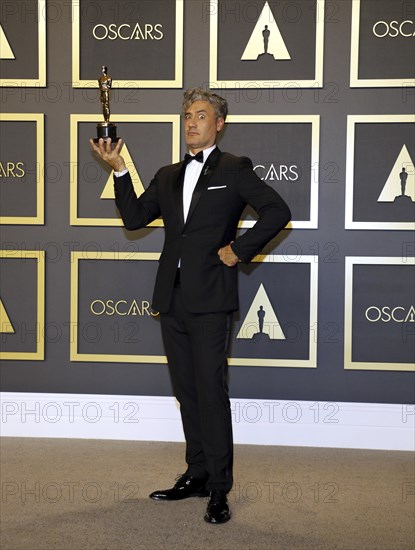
160 285 233 492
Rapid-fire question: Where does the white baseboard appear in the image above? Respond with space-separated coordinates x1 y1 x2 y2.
0 392 413 451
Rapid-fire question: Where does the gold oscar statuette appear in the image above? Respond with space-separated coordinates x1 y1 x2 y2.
93 65 119 143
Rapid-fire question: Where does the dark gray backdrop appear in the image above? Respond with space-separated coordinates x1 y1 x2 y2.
0 0 414 404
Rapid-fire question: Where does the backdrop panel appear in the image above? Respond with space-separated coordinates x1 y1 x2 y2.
0 1 414 420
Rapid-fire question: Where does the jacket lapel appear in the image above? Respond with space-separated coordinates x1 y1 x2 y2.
172 161 186 229
184 148 222 228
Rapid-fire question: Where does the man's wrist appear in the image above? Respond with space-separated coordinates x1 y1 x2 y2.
114 161 126 172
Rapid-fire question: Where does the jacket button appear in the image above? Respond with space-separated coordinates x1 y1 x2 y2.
182 233 187 238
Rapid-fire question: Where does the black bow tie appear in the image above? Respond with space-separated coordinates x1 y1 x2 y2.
184 151 204 164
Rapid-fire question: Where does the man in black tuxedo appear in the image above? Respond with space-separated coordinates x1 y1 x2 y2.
90 88 291 524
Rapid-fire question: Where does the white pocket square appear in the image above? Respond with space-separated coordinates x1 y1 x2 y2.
207 185 227 190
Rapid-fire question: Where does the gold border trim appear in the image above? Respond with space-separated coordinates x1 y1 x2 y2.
70 114 181 226
0 0 46 87
209 0 325 88
0 250 45 360
72 0 183 88
225 115 320 229
345 114 415 231
0 113 45 225
350 0 415 88
344 256 415 371
70 251 167 363
229 254 318 368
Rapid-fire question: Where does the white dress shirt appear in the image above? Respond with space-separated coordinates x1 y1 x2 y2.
182 145 216 222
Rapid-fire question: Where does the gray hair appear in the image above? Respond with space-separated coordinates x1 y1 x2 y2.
182 88 228 121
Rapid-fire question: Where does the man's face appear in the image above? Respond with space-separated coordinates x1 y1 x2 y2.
184 100 224 154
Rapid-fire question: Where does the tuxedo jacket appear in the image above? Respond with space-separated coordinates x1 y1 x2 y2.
114 147 291 313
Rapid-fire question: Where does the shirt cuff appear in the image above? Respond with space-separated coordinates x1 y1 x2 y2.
114 168 129 178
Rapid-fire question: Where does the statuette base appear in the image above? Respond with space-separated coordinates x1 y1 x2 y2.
94 122 119 143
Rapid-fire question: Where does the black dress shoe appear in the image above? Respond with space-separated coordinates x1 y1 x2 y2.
149 473 208 500
204 489 231 524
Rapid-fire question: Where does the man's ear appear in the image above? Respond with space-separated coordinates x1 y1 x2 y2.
216 117 225 132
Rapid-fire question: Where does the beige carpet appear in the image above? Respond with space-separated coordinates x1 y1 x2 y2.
1 438 414 549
